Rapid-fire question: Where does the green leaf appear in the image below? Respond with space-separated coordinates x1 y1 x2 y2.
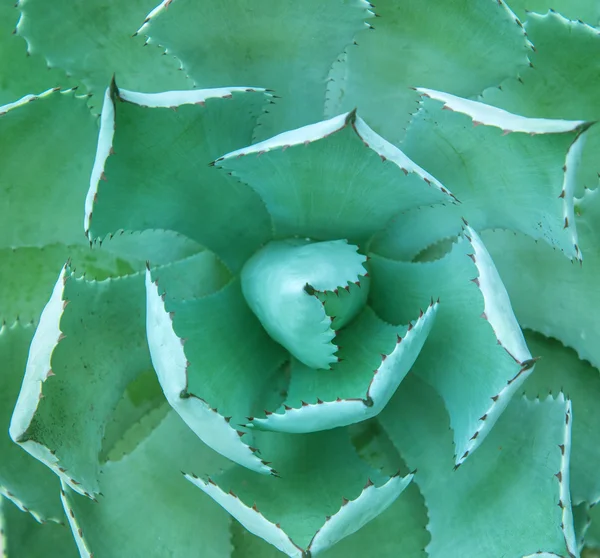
325 0 532 144
230 482 430 557
480 12 600 121
249 303 436 433
10 269 154 497
0 497 78 558
0 323 63 522
146 271 286 474
87 85 272 272
0 89 96 249
481 186 600 369
218 111 455 245
370 227 532 465
241 239 368 370
187 430 413 557
139 0 370 139
59 410 233 558
506 2 600 26
373 96 590 260
522 332 600 505
15 0 189 98
380 374 577 557
0 2 71 107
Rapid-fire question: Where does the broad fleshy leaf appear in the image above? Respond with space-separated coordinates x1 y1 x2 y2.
380 374 577 557
86 84 272 272
506 1 600 26
139 0 371 139
481 12 600 121
59 409 232 558
372 96 592 260
187 429 413 557
249 303 437 433
0 2 71 107
0 323 63 522
522 332 600 505
481 186 600 369
146 270 286 474
231 482 429 557
218 111 455 244
0 497 78 558
370 227 532 465
10 269 154 497
15 0 189 98
325 0 532 144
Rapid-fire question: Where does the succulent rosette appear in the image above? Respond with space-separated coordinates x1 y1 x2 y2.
1 0 600 556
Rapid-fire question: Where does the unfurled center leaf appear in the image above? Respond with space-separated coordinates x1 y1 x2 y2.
241 238 369 369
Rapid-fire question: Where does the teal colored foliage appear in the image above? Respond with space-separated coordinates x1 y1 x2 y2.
1 0 600 556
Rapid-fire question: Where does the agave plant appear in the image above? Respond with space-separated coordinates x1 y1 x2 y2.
1 0 600 556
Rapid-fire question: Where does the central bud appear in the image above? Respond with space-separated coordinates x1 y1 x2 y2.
241 239 370 369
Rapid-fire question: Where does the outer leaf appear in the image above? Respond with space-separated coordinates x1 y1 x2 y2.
230 483 429 557
0 323 63 522
505 2 600 27
0 497 78 558
522 332 600 505
187 430 413 557
372 96 590 260
380 374 577 557
10 269 154 497
325 0 531 144
369 228 532 465
86 84 272 272
481 12 600 121
0 2 71 107
481 186 600 369
59 410 232 558
0 89 96 249
16 0 189 98
249 303 437 433
139 0 371 138
218 112 454 244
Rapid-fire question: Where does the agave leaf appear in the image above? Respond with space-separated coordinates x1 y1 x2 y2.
481 12 600 121
325 0 531 144
10 268 157 496
373 96 592 260
139 0 370 139
506 2 600 25
15 0 189 99
481 186 600 369
230 483 429 557
146 271 286 474
0 89 96 249
0 497 78 558
0 2 71 106
0 323 63 522
86 84 272 272
187 429 413 557
522 332 600 505
249 303 437 433
59 410 232 558
217 112 454 244
370 227 532 465
380 374 577 557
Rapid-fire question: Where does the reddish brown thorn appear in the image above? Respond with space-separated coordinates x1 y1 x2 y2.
479 414 488 421
236 431 246 437
471 278 480 287
264 409 273 416
558 444 565 455
100 171 107 182
564 217 569 229
470 431 479 440
342 497 350 506
252 503 259 511
284 405 292 411
491 395 499 402
301 401 309 407
555 471 563 482
381 354 387 361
